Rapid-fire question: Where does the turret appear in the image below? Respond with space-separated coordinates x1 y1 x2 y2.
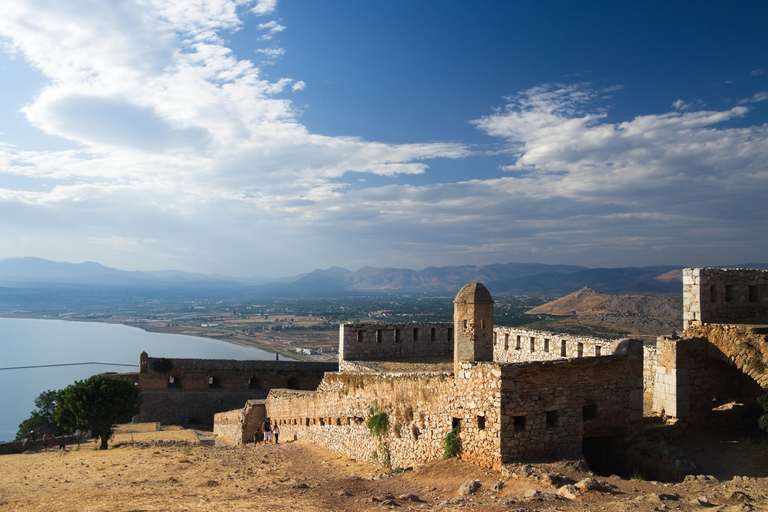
453 282 494 375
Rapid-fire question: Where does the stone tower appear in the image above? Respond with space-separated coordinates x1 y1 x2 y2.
453 282 494 375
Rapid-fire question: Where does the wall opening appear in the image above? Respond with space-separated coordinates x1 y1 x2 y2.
749 285 759 303
544 338 550 352
561 340 567 357
595 346 602 356
516 336 521 350
413 328 419 341
376 329 383 343
452 417 461 430
583 402 598 421
546 410 558 429
430 327 436 342
208 376 218 388
513 415 526 433
248 377 260 389
725 284 736 303
582 436 620 477
504 333 509 350
530 337 535 353
447 328 453 341
286 377 300 389
477 415 486 430
357 330 364 343
395 329 401 343
577 343 584 358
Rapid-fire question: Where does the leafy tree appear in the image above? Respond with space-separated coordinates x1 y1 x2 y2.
758 390 768 435
55 374 142 450
16 389 64 440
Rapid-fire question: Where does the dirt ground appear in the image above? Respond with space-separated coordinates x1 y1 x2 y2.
1 425 767 512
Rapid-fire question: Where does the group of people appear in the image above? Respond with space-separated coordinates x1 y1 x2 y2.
258 417 279 444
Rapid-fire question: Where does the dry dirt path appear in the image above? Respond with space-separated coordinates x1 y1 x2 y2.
1 428 767 511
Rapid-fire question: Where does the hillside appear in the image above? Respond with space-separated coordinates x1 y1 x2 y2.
525 287 683 337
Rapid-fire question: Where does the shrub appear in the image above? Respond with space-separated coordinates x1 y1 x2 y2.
443 425 461 459
758 391 768 435
367 412 389 438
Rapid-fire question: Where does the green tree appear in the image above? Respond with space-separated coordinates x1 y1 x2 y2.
55 375 142 450
16 389 64 439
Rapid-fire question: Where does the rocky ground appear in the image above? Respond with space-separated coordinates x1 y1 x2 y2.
1 425 767 511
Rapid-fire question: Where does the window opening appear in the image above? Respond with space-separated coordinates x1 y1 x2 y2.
447 328 453 341
357 330 364 343
376 329 382 343
725 284 736 303
413 328 419 341
513 415 526 433
504 333 509 350
477 415 486 430
749 285 759 303
516 335 521 350
595 346 602 356
452 417 461 430
583 403 598 421
577 343 584 358
395 329 401 343
530 337 535 353
561 340 567 357
546 410 558 429
544 338 550 352
431 327 436 342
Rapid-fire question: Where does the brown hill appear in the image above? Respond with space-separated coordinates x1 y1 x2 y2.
525 287 683 337
527 287 681 320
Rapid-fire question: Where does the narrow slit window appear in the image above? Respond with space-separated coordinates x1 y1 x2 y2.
561 340 567 357
595 346 602 356
504 333 509 350
530 337 535 353
430 327 436 342
395 329 401 343
577 342 584 358
516 335 521 350
725 284 736 303
544 338 550 352
376 329 382 343
749 285 758 303
513 415 526 433
447 328 453 341
357 330 364 343
413 328 419 341
477 415 486 430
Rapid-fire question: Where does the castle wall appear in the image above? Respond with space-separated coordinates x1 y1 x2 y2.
339 322 453 361
265 339 644 470
499 338 644 463
492 327 619 363
265 372 456 469
139 355 336 390
136 389 266 425
683 268 768 330
213 400 265 445
685 323 768 388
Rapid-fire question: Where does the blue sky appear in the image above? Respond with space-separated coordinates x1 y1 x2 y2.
1 0 766 277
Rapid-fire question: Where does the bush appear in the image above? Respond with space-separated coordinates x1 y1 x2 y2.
758 391 768 434
443 425 461 459
367 412 389 438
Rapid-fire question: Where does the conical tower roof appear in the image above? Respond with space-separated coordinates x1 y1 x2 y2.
454 282 493 304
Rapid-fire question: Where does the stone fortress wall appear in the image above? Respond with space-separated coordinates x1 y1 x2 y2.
339 322 454 364
136 354 337 425
492 327 619 363
684 267 768 330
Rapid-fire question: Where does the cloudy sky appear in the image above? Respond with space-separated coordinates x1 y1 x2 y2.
1 0 766 277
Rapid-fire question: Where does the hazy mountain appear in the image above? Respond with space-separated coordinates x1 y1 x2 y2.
527 286 682 320
2 257 766 297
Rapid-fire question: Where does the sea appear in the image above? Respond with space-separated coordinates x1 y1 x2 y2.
0 317 281 442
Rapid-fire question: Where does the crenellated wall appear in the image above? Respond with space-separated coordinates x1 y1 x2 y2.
139 353 336 390
265 339 644 470
339 322 453 361
493 326 619 363
683 268 768 330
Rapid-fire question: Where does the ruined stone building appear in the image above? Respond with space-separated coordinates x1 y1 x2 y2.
252 268 766 476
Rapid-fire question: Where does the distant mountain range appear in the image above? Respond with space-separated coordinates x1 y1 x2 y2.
2 257 767 297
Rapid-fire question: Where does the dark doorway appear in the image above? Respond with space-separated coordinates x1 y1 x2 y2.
286 377 300 389
582 436 620 476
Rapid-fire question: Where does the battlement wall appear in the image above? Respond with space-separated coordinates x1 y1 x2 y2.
339 322 453 361
265 339 644 470
493 326 619 363
138 353 337 390
683 268 768 329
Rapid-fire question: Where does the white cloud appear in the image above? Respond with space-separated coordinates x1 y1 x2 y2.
251 0 277 16
751 68 765 76
737 91 768 104
257 20 285 40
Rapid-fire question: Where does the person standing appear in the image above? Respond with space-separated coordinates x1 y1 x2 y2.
261 417 272 443
273 423 280 444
